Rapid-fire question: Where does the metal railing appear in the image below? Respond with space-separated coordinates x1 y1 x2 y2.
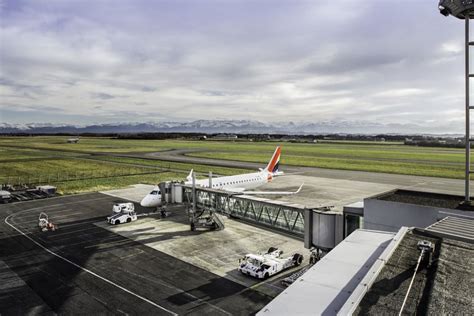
183 185 306 237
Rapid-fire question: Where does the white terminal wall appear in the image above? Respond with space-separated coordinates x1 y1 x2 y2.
363 198 439 232
258 229 397 316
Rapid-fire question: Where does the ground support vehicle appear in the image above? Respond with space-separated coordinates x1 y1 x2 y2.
107 203 138 225
238 247 303 279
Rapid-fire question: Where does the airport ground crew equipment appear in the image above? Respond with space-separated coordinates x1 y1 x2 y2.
38 212 57 232
238 247 303 279
107 202 138 225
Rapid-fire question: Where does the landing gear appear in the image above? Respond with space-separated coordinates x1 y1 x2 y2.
158 207 170 218
309 248 322 265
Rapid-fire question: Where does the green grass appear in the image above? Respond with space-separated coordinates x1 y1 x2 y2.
89 156 250 176
189 153 464 178
0 136 178 153
316 140 404 145
0 147 75 160
0 136 468 184
54 172 182 195
187 151 464 179
0 158 162 183
0 143 252 194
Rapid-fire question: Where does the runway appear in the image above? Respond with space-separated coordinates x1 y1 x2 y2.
0 193 285 315
124 149 471 196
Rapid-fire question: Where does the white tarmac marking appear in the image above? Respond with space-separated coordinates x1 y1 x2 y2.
4 213 177 315
10 212 86 225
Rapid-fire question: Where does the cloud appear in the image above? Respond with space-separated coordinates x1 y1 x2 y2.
0 0 467 133
91 92 116 100
373 89 431 98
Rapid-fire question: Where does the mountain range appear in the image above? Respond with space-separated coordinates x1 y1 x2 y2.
0 120 463 135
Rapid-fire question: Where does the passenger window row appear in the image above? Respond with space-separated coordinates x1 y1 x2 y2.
209 178 260 188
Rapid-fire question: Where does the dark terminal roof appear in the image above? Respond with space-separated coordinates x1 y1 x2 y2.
355 228 474 315
374 189 474 211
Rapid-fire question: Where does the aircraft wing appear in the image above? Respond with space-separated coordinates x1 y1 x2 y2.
227 184 304 196
226 188 246 193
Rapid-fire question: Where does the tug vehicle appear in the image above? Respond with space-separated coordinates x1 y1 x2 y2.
107 202 137 225
238 247 303 279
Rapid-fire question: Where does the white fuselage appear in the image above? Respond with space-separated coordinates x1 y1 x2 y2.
140 170 272 208
141 145 282 208
188 170 271 191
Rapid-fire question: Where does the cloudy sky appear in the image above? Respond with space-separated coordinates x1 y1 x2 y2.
0 0 469 132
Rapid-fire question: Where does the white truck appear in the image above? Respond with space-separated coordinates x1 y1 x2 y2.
238 247 303 279
107 202 137 225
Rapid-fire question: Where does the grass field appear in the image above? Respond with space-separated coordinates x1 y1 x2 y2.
0 138 252 194
51 172 183 195
91 156 250 175
0 136 468 195
187 151 464 179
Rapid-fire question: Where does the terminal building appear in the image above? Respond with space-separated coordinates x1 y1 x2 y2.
178 183 474 314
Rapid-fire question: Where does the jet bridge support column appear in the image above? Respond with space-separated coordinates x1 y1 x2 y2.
304 208 344 251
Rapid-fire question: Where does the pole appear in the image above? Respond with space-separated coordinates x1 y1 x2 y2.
192 171 196 213
398 251 424 315
466 16 471 202
209 171 213 210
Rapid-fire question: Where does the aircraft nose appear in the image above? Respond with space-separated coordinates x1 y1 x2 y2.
140 196 151 207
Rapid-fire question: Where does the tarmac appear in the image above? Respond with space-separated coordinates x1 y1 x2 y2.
2 150 471 315
0 190 307 315
249 174 396 210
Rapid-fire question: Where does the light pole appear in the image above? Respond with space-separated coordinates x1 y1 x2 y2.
439 0 474 202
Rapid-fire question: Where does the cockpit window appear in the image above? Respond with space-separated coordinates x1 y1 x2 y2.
150 190 160 195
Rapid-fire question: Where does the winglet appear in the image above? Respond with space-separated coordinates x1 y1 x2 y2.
295 183 304 194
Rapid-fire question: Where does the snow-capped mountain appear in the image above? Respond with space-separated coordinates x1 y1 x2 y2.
0 119 462 134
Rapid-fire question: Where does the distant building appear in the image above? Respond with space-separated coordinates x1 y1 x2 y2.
211 134 238 140
67 138 80 144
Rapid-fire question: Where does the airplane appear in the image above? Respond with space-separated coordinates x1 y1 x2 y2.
140 146 303 208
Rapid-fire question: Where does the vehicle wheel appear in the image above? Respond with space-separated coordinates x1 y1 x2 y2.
293 254 303 266
267 247 278 254
115 220 120 225
264 272 269 280
126 218 131 223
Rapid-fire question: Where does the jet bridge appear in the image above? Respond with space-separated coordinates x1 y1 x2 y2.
182 185 306 237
